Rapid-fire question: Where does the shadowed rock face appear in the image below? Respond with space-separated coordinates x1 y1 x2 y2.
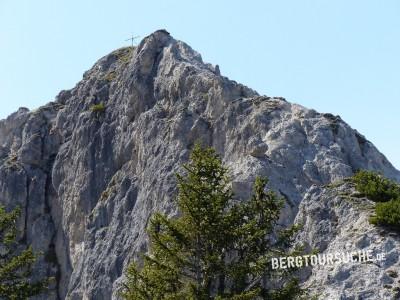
0 30 399 299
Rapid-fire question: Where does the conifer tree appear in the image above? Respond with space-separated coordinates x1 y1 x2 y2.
0 205 49 299
122 144 303 299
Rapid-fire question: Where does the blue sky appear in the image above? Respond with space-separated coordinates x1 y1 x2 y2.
0 0 399 169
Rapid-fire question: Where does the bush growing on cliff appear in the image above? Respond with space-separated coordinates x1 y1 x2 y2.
90 103 106 114
352 170 400 202
0 206 50 299
352 170 400 229
121 144 304 300
370 200 400 229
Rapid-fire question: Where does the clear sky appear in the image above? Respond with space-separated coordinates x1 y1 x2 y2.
0 1 399 169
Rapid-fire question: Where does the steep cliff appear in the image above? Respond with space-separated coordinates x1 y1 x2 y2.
0 30 399 299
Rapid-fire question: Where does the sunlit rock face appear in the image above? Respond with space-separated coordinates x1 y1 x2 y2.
295 182 400 299
0 30 398 299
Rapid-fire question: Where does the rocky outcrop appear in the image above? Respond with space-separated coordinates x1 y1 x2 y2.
296 182 400 299
0 30 399 299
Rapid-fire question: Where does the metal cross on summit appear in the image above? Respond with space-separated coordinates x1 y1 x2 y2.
125 35 140 47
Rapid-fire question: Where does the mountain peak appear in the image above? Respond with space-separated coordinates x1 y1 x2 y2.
0 30 399 299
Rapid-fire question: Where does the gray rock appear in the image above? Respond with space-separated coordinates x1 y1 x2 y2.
295 183 400 299
0 30 399 299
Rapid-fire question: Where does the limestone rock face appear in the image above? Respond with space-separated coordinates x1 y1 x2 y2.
0 30 399 299
295 183 400 299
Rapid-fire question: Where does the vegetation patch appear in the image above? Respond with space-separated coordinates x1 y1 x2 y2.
90 103 106 114
104 70 117 82
370 200 400 229
352 170 400 202
116 47 133 64
352 170 400 230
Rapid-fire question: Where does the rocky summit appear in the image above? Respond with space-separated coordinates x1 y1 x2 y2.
0 30 399 299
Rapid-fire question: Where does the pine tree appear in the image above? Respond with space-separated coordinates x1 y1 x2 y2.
122 144 304 299
0 205 50 299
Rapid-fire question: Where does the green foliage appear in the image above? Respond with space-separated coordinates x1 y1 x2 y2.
0 206 50 299
353 170 400 230
121 144 304 300
116 47 133 64
90 103 106 114
370 199 400 229
352 170 400 202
